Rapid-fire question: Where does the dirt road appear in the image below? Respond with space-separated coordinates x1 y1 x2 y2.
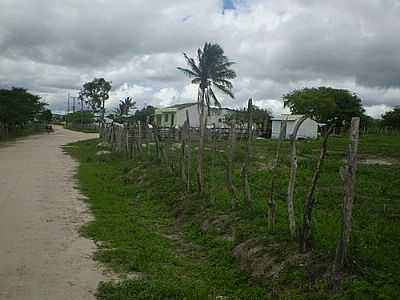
0 126 106 300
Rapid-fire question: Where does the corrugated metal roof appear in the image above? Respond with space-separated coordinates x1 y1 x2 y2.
271 114 306 121
166 102 197 110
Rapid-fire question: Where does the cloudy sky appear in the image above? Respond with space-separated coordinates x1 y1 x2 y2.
1 0 399 117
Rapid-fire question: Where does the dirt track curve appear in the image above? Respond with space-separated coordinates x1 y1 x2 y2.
0 126 105 300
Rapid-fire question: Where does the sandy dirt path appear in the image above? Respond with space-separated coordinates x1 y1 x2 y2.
0 126 106 300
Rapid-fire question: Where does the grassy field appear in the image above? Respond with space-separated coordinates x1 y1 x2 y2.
66 133 400 299
65 126 99 133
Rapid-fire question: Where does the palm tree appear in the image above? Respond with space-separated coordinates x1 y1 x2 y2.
119 97 136 117
177 42 236 193
112 97 136 122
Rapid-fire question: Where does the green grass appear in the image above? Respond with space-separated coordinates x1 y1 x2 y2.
66 134 400 299
66 140 268 299
65 125 99 133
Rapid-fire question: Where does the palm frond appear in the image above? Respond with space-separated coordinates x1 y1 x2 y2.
214 83 235 99
183 53 201 75
208 87 221 108
213 79 233 89
177 67 199 78
213 69 237 80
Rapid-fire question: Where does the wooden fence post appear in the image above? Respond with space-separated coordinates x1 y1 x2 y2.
226 120 239 209
210 123 218 203
300 125 334 252
186 111 192 193
267 117 287 232
333 117 360 274
126 123 130 157
138 121 142 152
287 115 307 239
181 121 187 182
241 98 253 208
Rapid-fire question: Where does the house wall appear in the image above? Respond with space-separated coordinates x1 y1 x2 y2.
175 104 200 127
271 118 318 139
154 108 176 127
175 105 230 128
271 120 284 139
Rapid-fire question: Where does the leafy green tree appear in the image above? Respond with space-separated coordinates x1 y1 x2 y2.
382 106 400 129
79 78 112 120
37 109 53 123
0 87 47 136
178 42 236 193
66 111 95 125
134 105 156 123
226 105 271 131
283 87 365 129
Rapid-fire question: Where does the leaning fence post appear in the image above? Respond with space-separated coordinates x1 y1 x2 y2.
300 125 334 252
287 115 308 239
241 98 253 208
181 121 187 182
210 123 218 204
267 117 287 232
186 111 192 192
226 120 238 209
333 117 360 275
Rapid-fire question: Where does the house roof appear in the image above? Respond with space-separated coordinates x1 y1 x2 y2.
271 114 307 121
166 102 197 110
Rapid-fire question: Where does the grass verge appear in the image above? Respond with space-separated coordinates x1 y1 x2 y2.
66 135 400 299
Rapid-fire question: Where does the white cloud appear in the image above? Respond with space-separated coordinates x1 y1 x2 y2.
153 87 180 107
364 104 392 119
1 0 399 116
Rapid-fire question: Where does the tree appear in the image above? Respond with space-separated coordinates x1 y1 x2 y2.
79 78 112 120
134 105 156 123
38 109 53 123
226 105 271 135
112 97 136 120
66 111 95 125
382 106 400 129
283 87 365 130
0 87 47 137
177 42 237 193
119 97 136 117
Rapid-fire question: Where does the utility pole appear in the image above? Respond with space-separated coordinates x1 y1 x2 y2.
67 93 70 114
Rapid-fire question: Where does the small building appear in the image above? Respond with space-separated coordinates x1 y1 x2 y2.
154 103 231 128
271 114 318 139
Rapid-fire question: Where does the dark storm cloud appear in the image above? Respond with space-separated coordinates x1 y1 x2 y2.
0 0 399 118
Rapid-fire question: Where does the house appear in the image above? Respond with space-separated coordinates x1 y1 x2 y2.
271 114 318 139
154 103 232 128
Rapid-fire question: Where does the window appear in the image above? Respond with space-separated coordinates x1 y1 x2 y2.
164 113 169 123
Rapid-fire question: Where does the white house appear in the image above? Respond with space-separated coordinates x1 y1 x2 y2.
154 103 232 128
271 114 318 139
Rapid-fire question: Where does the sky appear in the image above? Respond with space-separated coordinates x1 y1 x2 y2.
0 0 399 118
